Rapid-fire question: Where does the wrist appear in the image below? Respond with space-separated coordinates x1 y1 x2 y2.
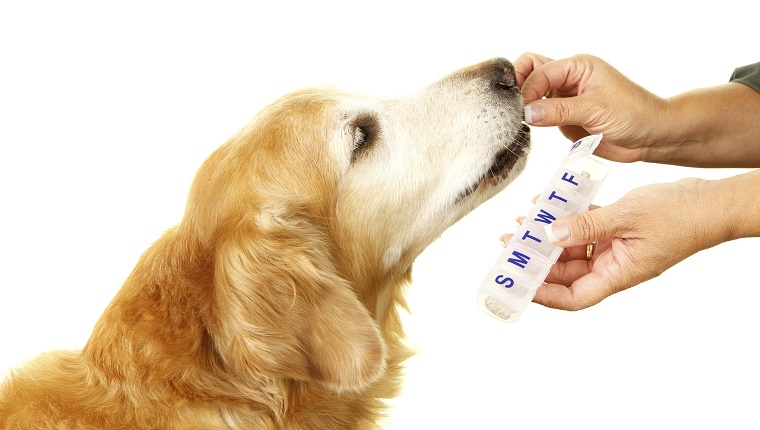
711 170 760 242
642 95 707 165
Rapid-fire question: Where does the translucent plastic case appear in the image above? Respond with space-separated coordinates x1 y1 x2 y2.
477 134 610 322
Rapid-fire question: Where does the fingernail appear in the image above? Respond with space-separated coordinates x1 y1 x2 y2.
499 234 509 247
524 104 544 124
545 221 571 242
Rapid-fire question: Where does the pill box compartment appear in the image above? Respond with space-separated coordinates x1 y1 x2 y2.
477 266 539 322
563 155 610 183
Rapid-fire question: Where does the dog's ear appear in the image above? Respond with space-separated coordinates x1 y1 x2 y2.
210 209 386 393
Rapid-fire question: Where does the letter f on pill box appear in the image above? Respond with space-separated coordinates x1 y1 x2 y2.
476 134 610 322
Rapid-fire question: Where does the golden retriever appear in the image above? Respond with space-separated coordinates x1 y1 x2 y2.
0 58 530 429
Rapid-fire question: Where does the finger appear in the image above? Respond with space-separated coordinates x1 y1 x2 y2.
555 243 596 263
524 94 602 128
533 282 575 310
514 52 554 89
534 273 609 311
521 56 587 104
546 205 626 248
557 227 611 263
544 259 592 285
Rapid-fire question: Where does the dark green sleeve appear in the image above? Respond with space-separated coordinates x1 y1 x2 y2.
730 62 760 92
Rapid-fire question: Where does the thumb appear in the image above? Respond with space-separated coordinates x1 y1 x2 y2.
524 97 593 128
545 206 623 247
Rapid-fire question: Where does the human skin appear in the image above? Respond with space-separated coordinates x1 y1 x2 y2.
508 53 760 310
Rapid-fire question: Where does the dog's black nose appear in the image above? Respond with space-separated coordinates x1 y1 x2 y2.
491 57 517 90
446 57 519 91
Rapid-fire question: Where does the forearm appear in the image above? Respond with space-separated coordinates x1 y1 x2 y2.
646 82 760 167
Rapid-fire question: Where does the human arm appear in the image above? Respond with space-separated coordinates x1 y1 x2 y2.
515 53 760 168
526 169 760 311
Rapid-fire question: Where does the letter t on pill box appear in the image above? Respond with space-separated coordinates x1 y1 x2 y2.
476 134 610 323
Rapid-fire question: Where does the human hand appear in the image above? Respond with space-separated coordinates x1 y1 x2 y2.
503 178 726 311
514 53 666 163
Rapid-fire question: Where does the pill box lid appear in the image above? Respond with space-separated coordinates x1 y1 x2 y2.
561 134 610 181
564 133 604 162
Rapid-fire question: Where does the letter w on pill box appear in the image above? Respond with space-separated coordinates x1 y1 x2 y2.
476 134 610 323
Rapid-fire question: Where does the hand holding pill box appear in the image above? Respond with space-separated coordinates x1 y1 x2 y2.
477 134 610 322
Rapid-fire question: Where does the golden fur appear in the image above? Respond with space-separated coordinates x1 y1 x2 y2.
0 58 529 429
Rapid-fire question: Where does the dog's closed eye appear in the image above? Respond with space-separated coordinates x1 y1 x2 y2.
353 127 369 152
350 113 380 163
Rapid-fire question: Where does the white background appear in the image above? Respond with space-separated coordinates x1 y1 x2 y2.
1 1 758 429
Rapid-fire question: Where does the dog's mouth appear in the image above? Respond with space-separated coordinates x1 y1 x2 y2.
455 122 530 204
487 122 530 181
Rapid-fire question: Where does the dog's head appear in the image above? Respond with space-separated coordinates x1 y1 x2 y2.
182 58 529 395
334 58 530 280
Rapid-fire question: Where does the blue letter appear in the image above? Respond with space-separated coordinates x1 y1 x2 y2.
533 209 557 224
561 172 579 186
521 230 542 243
547 190 568 203
507 250 531 269
495 275 515 288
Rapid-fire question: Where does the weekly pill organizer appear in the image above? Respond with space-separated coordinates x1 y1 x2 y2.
476 134 610 323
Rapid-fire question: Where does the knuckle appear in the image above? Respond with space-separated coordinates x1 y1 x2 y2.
552 99 571 124
516 52 535 62
573 213 598 241
574 53 599 64
675 177 703 188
